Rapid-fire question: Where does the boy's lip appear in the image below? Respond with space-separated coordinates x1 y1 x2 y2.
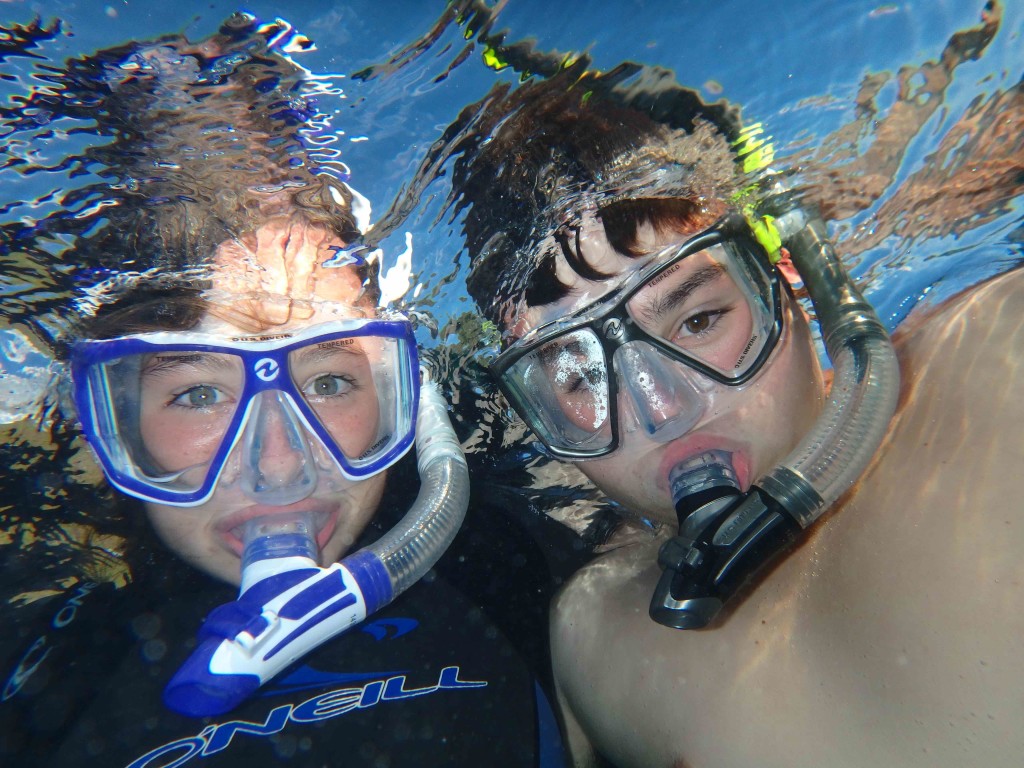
656 434 752 496
216 502 340 559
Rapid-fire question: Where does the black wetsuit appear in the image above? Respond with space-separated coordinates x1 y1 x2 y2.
1 562 565 767
0 450 592 768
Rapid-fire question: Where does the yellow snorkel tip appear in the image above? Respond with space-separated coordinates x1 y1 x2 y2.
734 122 775 175
750 214 784 264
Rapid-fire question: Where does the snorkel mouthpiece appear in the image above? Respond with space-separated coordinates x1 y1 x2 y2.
239 512 320 593
163 378 470 718
162 515 386 718
650 452 799 629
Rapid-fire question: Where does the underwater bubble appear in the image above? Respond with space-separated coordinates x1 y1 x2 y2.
141 638 167 663
131 612 161 640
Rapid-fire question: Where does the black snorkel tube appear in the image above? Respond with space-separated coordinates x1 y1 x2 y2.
650 201 901 629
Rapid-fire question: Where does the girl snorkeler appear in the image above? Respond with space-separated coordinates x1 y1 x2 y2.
1 15 566 767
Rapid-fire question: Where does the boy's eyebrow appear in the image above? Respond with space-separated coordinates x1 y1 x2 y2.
633 263 725 323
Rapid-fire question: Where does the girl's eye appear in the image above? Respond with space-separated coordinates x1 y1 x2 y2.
171 385 224 409
304 374 355 397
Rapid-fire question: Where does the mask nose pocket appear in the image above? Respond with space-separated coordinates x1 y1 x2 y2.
238 390 319 505
614 343 704 442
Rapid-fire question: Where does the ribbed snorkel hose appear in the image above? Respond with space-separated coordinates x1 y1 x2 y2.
757 208 901 526
366 371 471 594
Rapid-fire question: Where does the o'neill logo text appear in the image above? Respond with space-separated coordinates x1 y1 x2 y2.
3 582 99 701
127 667 486 768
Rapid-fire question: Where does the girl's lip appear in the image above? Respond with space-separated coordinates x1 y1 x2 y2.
656 434 752 495
216 503 340 560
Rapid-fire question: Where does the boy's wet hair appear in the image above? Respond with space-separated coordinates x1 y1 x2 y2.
449 62 743 327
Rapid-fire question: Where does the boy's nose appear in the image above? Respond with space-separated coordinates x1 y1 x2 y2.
614 343 705 440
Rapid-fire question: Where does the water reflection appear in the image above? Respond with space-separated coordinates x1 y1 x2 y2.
0 4 1021 763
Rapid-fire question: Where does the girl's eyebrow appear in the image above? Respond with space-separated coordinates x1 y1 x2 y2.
291 340 367 366
633 263 725 323
141 353 238 376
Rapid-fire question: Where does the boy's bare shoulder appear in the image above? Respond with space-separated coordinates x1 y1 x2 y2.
550 268 1024 768
892 266 1023 354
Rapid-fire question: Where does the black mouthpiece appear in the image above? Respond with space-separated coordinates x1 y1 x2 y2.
650 454 799 630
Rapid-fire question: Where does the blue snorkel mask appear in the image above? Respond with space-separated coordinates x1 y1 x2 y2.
70 317 471 717
70 317 420 506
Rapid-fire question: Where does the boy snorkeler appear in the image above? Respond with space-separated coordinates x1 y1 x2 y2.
448 18 1024 768
1 15 565 767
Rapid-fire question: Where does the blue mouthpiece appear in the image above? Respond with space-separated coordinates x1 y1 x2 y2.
164 513 325 716
163 514 391 720
240 511 320 593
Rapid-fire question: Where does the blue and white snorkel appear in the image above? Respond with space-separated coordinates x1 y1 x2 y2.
71 318 470 716
162 374 468 717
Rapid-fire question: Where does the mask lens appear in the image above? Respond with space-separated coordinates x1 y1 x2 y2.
612 342 705 440
625 240 775 379
237 390 319 506
287 332 416 471
74 320 420 505
83 350 245 494
503 328 613 454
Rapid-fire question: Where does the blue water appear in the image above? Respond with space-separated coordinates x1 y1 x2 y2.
0 0 1017 574
0 0 1021 762
0 0 1018 572
2 0 1019 347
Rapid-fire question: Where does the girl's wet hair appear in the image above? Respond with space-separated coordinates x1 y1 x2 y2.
3 13 368 347
83 287 209 339
76 245 381 344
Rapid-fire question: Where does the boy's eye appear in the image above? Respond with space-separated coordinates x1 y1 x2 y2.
682 311 719 335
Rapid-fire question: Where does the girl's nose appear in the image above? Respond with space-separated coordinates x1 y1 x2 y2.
238 391 318 505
